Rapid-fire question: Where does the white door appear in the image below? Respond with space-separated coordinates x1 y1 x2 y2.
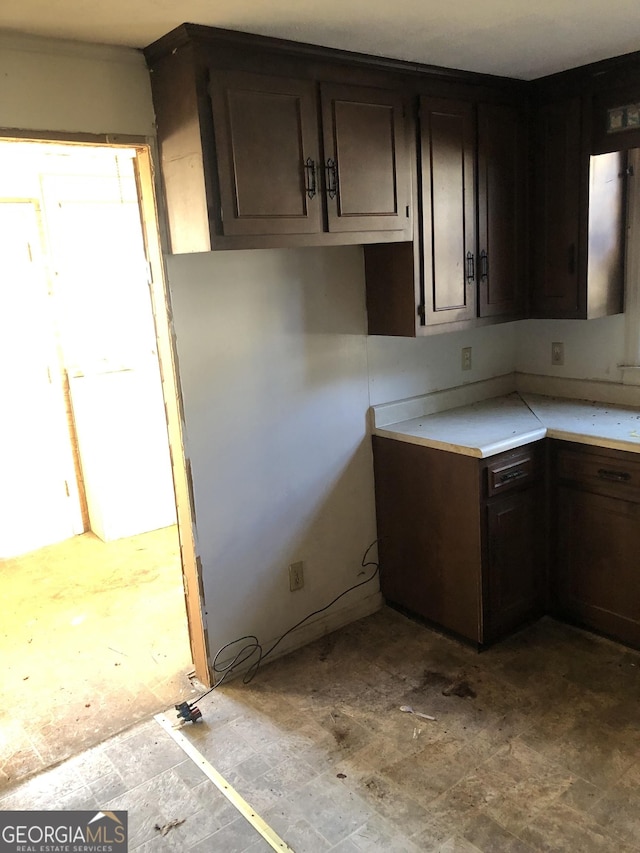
44 170 176 541
0 202 81 557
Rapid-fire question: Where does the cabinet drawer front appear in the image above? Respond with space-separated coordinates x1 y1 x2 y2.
556 446 640 500
486 447 538 496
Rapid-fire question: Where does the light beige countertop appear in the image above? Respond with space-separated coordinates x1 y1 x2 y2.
372 392 640 458
525 394 640 453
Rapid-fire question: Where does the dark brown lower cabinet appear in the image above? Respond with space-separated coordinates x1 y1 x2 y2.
372 436 544 645
484 486 544 642
552 441 640 647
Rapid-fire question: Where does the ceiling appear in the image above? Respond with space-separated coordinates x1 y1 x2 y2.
2 0 640 80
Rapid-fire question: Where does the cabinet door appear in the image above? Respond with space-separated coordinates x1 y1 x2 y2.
555 486 640 647
531 97 583 317
485 487 543 643
477 103 526 318
372 436 483 643
320 84 411 236
209 70 323 236
420 97 476 325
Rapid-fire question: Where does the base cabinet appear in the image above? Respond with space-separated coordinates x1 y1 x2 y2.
373 435 640 652
372 436 544 645
484 486 544 642
551 441 640 646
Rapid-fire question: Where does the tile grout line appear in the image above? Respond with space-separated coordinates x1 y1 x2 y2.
154 713 295 852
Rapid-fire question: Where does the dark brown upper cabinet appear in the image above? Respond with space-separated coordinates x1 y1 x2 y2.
210 71 323 237
144 28 413 253
531 97 583 317
365 93 528 335
320 84 411 235
420 96 477 326
531 94 626 319
477 102 527 318
210 73 411 242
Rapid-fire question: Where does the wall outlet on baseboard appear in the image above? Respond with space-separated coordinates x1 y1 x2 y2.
289 561 304 591
461 347 472 371
551 341 565 366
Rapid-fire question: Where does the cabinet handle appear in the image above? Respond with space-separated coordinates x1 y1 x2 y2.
568 243 576 275
304 158 317 199
325 158 338 200
466 251 475 282
499 469 526 483
480 250 489 282
597 468 631 482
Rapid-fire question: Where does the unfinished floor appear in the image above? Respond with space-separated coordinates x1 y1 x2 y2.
0 526 195 789
2 606 640 851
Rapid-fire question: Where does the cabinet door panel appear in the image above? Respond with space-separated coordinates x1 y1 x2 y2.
485 487 543 642
555 486 640 646
420 97 476 325
372 437 482 643
210 70 322 236
477 102 526 318
321 84 411 235
531 97 583 316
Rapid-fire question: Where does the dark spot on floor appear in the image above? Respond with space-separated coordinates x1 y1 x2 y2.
442 679 477 698
365 777 386 799
421 669 449 688
333 727 349 746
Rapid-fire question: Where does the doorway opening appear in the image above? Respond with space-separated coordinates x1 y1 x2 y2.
0 138 208 789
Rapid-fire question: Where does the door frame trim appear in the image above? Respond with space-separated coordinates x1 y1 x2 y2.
0 129 212 686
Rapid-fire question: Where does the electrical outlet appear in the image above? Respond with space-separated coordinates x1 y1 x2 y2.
289 561 304 591
461 347 472 371
551 341 564 366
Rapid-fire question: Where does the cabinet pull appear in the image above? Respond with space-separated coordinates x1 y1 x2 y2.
568 243 576 275
325 158 338 200
597 468 631 482
466 251 475 282
499 469 526 483
304 158 317 199
480 250 489 281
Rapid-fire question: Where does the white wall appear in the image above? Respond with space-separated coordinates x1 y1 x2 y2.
368 322 518 406
0 32 154 136
166 247 381 659
165 243 522 661
515 315 625 383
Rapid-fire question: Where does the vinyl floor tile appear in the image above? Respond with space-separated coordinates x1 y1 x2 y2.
4 609 640 853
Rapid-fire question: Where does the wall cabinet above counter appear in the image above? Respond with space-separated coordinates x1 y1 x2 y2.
365 95 527 335
144 25 640 332
145 25 420 252
530 95 626 320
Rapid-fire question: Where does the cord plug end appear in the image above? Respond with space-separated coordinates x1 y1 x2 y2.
175 701 202 723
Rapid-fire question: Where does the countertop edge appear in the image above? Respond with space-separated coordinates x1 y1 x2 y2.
545 427 640 454
373 426 548 458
